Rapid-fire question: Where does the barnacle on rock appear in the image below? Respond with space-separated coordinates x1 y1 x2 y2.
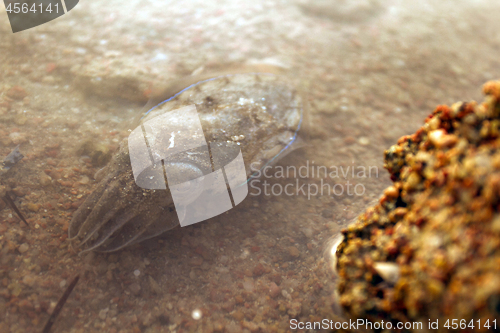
335 80 500 331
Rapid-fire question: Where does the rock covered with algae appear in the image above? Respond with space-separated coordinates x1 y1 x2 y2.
335 81 500 330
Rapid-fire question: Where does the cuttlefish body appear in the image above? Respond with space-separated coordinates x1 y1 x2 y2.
68 73 304 252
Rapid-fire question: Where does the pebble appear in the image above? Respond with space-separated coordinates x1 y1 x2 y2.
12 187 25 197
343 136 356 144
252 263 265 276
242 320 259 332
9 132 27 145
148 275 162 294
79 176 90 185
221 300 234 312
77 140 111 166
287 301 302 317
18 243 29 253
225 321 242 333
42 76 55 83
99 308 109 320
405 172 421 190
358 137 370 145
428 129 458 148
269 282 280 298
383 186 399 199
190 257 203 266
191 309 202 320
231 310 244 321
10 282 22 297
14 114 27 125
321 209 333 219
39 173 52 186
6 86 28 100
373 262 400 284
22 274 35 287
301 227 313 238
288 246 300 258
242 279 254 292
27 203 40 212
129 282 141 295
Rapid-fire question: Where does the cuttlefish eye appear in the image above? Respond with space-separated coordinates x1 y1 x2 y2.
163 162 205 201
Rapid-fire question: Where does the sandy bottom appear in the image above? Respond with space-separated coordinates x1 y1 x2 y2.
1 0 500 332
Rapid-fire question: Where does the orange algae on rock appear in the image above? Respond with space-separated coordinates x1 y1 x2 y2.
335 80 500 330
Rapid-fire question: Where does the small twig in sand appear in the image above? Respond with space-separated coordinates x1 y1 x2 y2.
2 191 29 228
42 274 80 333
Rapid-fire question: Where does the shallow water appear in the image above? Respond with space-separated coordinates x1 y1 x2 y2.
1 0 500 332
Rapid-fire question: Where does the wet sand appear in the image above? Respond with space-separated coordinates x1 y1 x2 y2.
1 0 500 332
